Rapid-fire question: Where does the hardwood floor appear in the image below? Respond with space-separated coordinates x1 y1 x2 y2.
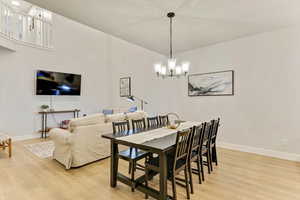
0 138 300 200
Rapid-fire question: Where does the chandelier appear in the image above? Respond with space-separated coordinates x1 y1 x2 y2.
154 12 190 78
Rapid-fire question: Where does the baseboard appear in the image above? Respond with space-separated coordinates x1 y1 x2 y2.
218 142 300 162
12 133 40 141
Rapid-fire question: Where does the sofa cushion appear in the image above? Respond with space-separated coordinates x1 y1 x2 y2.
128 106 138 113
102 109 113 115
69 114 105 131
126 111 148 120
105 113 126 123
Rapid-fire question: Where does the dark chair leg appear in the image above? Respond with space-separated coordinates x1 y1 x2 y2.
172 175 177 200
184 167 190 199
213 146 218 166
188 162 194 194
145 168 149 199
208 148 213 172
196 157 202 184
131 161 135 192
200 155 205 181
129 162 132 174
205 152 211 174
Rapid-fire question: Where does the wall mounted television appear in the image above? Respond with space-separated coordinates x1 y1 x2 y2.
36 70 81 96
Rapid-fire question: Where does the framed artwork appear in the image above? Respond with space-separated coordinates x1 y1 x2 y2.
120 77 131 97
188 70 234 96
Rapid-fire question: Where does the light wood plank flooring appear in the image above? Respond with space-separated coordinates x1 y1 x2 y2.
0 139 300 200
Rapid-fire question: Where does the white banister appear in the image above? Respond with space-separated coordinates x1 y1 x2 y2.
0 1 53 49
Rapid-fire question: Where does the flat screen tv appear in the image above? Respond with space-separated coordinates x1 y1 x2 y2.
36 70 81 96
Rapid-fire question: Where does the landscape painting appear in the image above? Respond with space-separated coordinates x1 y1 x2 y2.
188 70 234 96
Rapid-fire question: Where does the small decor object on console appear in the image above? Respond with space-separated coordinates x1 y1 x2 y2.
188 70 234 96
120 77 131 97
40 104 49 112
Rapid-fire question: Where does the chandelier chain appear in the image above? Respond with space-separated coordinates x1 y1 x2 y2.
170 16 173 59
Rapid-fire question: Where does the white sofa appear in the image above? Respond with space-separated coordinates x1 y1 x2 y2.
49 111 148 169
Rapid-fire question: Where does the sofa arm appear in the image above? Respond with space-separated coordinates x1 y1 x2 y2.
49 128 73 145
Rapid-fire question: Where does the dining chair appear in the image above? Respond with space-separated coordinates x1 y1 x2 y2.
159 115 169 127
112 121 130 134
147 116 160 129
209 118 220 171
132 118 146 131
199 122 213 175
187 124 205 194
145 128 193 200
112 120 148 192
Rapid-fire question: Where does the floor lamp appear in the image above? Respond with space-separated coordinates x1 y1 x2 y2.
126 95 148 110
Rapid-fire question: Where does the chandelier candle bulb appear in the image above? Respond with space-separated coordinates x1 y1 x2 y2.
175 66 182 75
154 63 162 73
168 58 176 70
182 62 190 73
161 66 167 75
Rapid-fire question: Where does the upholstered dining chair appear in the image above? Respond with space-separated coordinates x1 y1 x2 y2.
147 116 160 129
145 128 193 200
112 121 148 192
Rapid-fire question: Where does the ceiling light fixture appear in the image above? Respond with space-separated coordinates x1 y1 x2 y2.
154 12 190 78
11 1 20 6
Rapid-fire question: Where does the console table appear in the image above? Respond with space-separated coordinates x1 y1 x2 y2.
38 109 80 138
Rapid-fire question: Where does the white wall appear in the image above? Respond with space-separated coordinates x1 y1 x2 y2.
175 26 300 156
110 26 300 158
0 13 164 139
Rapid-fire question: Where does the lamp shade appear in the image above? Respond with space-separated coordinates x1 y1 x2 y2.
168 58 176 70
126 96 135 102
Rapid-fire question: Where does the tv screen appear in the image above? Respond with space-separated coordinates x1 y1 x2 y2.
36 70 81 96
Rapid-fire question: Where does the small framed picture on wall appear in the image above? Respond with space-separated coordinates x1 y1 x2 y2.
120 77 131 97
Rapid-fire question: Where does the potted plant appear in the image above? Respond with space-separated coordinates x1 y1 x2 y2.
40 105 49 112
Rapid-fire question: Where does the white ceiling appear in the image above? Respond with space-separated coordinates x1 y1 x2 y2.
25 0 300 55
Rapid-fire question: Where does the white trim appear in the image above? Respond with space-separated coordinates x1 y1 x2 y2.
0 33 17 51
218 141 300 162
0 32 53 51
12 133 40 141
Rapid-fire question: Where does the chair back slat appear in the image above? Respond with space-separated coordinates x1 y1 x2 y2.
202 122 212 147
112 120 130 134
189 125 203 158
132 118 146 131
147 116 160 129
210 118 220 144
159 115 169 127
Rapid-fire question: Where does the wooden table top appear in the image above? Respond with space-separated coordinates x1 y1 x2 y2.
102 125 191 152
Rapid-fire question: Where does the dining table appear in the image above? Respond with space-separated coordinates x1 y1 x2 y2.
102 121 201 200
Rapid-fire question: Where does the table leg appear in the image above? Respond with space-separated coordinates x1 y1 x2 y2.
110 140 119 188
41 114 44 138
41 113 46 138
159 151 168 200
44 113 48 138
